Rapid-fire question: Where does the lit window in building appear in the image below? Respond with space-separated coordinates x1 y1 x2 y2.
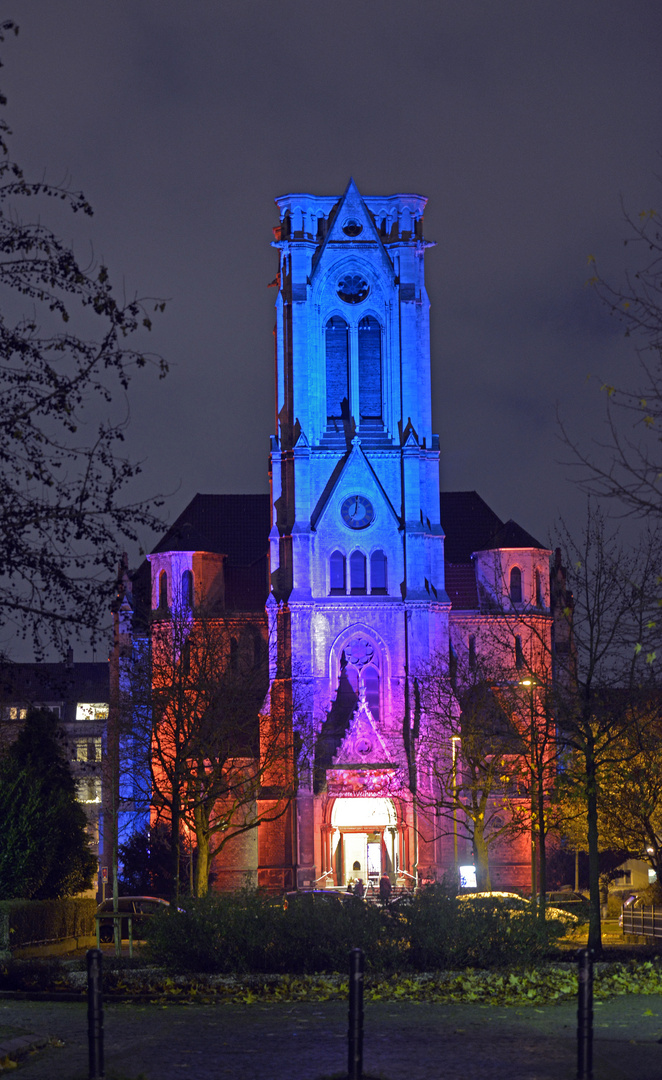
8 706 27 720
77 777 102 803
76 703 109 722
330 551 346 594
350 551 367 594
181 569 193 608
358 316 382 421
74 737 102 762
370 550 387 593
510 566 522 604
326 317 349 423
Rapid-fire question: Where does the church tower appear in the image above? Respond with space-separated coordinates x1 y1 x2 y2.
262 181 451 891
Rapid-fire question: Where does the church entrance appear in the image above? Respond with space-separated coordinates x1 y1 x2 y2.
330 797 398 889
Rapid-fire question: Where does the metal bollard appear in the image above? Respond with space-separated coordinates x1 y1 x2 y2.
87 948 104 1080
577 947 593 1080
348 948 364 1080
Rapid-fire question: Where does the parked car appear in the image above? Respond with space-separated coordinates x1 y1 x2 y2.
283 890 342 907
544 891 590 919
458 891 579 924
96 896 170 942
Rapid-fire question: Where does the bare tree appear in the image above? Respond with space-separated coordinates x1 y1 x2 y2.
564 199 662 518
0 22 167 655
417 651 532 893
552 508 662 950
146 598 297 898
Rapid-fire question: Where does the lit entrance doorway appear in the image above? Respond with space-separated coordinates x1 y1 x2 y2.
330 797 398 889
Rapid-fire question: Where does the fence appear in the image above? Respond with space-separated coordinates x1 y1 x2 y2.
621 903 662 942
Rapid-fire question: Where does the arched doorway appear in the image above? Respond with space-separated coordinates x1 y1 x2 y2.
330 797 398 888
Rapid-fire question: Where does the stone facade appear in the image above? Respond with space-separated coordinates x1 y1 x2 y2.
135 182 558 895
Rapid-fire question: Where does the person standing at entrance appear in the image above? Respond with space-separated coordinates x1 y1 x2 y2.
354 878 365 898
379 873 392 903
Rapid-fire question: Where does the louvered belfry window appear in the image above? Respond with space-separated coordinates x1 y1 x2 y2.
358 316 382 420
326 317 349 422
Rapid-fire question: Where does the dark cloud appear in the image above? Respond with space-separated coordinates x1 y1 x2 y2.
2 0 661 564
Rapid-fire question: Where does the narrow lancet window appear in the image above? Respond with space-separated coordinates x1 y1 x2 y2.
363 665 380 723
330 551 346 594
510 566 522 604
158 570 168 610
181 570 193 609
350 551 367 594
370 550 387 593
535 569 543 607
515 635 524 670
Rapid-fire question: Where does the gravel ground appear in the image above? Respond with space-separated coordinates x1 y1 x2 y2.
0 994 661 1080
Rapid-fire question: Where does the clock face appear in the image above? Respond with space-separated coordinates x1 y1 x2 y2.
341 495 375 530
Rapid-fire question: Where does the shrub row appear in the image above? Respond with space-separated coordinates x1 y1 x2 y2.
144 886 567 975
0 897 96 950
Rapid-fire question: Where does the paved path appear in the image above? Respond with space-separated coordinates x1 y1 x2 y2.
1 994 661 1079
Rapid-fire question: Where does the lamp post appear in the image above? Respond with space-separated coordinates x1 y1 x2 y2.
451 736 461 877
520 676 538 900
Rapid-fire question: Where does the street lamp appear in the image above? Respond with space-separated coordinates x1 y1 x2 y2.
451 735 461 875
520 676 538 899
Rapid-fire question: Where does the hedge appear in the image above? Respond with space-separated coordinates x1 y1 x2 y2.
144 887 569 975
0 897 96 950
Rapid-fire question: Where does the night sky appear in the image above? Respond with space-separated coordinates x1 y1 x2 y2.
4 2 662 562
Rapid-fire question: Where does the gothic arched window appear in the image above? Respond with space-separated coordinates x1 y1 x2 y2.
181 570 193 609
358 316 382 421
370 550 387 593
535 569 543 607
350 551 367 594
340 636 381 724
158 570 168 610
330 551 346 594
326 317 349 423
510 566 522 604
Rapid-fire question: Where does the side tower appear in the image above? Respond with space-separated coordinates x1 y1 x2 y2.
263 181 450 892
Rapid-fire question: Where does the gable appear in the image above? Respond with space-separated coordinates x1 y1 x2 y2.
311 441 399 537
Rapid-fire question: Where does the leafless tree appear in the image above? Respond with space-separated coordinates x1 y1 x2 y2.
145 599 298 898
0 22 167 655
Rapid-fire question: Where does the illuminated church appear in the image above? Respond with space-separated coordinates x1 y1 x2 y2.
130 181 555 894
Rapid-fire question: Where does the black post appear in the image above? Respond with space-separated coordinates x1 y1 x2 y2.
577 947 593 1080
348 948 364 1080
87 948 104 1080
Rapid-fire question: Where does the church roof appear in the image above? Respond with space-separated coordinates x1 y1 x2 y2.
150 493 271 613
439 491 546 560
440 491 547 611
482 518 547 552
151 493 270 566
439 491 504 563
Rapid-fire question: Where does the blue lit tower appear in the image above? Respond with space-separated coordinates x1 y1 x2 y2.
263 181 450 891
